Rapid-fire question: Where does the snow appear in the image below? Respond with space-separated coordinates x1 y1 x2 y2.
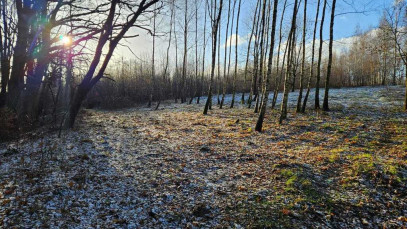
0 86 406 228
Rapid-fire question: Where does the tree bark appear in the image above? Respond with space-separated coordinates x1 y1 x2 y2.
204 0 223 115
405 63 407 111
230 0 241 108
271 0 288 109
315 0 327 110
322 0 336 111
255 0 278 132
198 1 208 104
65 0 159 128
242 0 260 104
7 0 31 109
279 0 299 124
302 0 321 112
296 0 307 112
220 0 232 109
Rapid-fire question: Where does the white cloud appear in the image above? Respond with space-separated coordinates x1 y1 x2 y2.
222 34 249 48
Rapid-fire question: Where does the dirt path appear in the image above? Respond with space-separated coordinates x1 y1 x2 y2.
1 86 406 228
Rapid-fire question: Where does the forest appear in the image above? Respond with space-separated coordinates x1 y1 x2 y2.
0 0 406 228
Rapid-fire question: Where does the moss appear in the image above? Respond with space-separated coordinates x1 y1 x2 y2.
385 165 398 175
301 179 312 187
280 169 295 178
286 175 298 187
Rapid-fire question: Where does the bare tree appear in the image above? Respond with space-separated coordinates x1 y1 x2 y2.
220 0 232 109
242 0 260 104
247 1 262 108
0 0 14 106
148 7 157 108
315 0 327 110
204 0 224 115
255 0 278 132
7 0 33 109
65 0 160 128
271 0 288 109
279 0 299 124
296 0 307 112
230 0 242 108
198 0 208 104
181 0 189 103
322 0 337 111
188 0 200 104
302 0 321 112
156 0 175 110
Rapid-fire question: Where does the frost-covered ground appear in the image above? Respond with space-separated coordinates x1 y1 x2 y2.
1 86 406 228
204 86 405 110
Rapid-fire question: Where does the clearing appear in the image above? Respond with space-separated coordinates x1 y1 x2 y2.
1 86 406 228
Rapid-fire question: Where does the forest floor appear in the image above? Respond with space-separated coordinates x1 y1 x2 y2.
1 86 407 228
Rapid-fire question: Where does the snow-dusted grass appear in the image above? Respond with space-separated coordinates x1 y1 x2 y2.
0 86 406 228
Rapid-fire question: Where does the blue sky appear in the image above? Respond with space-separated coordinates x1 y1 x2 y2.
120 0 397 64
333 0 393 39
237 0 394 40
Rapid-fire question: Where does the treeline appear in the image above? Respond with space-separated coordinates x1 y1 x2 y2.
0 0 406 133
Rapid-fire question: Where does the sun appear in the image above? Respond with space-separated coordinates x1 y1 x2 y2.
61 35 72 46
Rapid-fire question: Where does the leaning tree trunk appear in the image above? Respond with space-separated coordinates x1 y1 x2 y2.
65 0 160 128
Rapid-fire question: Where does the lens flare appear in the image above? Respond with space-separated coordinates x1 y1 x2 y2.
61 36 72 46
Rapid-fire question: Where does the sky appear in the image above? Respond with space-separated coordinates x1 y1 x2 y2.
115 0 397 67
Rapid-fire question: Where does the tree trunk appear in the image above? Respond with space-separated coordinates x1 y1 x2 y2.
204 0 223 115
248 2 262 109
64 0 159 128
149 7 157 108
220 0 233 109
7 0 31 109
157 0 174 110
405 63 407 111
242 0 260 105
296 0 307 112
64 84 88 128
279 0 298 124
315 0 327 110
322 0 336 111
198 2 208 104
302 0 321 112
255 0 278 132
231 0 242 108
181 0 188 103
254 0 268 114
0 0 11 107
271 0 288 109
